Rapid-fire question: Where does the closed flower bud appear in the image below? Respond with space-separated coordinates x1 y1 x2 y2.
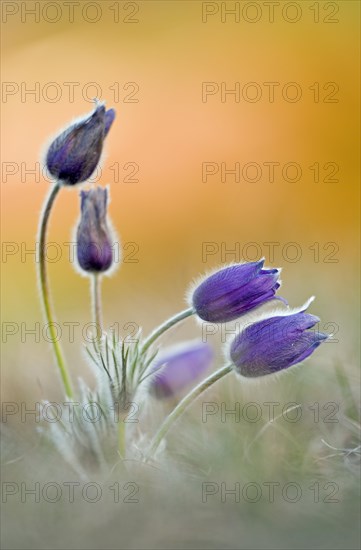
149 341 213 399
76 186 114 273
46 104 115 185
190 260 283 323
230 301 329 378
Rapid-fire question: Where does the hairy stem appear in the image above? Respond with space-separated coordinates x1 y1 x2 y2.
91 273 103 339
38 182 73 398
141 307 194 355
145 364 233 461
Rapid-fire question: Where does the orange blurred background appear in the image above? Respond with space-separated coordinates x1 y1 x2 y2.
1 1 359 400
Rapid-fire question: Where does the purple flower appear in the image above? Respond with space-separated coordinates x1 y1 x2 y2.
230 305 328 378
104 108 116 135
76 187 114 273
46 104 115 185
191 260 282 323
149 342 214 399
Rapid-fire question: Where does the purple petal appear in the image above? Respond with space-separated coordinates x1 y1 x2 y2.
288 332 328 366
192 261 281 322
46 104 115 185
104 109 116 136
230 311 327 378
76 187 113 273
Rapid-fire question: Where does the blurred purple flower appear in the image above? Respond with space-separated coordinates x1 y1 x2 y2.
76 186 114 273
149 342 214 399
46 104 115 185
230 305 328 378
191 260 283 323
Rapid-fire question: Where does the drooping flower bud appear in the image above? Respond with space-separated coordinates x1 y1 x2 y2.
190 260 283 323
46 104 115 185
229 301 328 378
76 186 115 273
149 341 213 399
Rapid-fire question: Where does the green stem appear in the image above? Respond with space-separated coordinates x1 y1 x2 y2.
38 182 73 398
141 307 194 355
145 363 233 461
91 273 103 339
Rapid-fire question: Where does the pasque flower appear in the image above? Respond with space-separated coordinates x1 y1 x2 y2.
190 260 282 323
46 103 115 185
149 341 213 398
230 303 328 378
76 186 114 273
